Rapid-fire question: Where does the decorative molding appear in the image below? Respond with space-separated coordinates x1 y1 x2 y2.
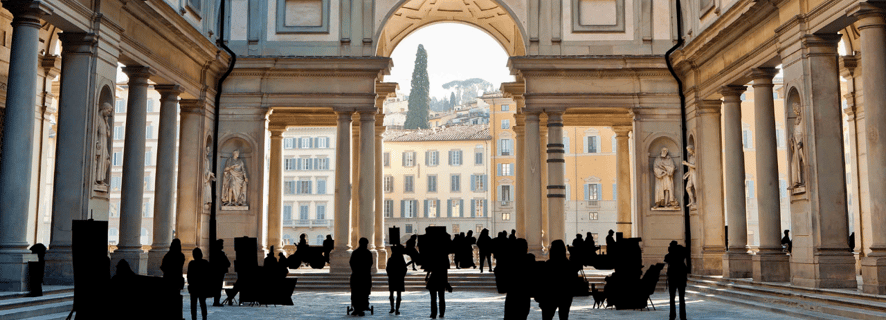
275 0 330 34
571 0 625 33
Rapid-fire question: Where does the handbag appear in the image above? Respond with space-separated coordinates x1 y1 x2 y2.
572 269 591 297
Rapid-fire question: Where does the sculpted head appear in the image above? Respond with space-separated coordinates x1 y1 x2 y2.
686 145 694 155
101 102 113 116
660 147 669 157
232 150 240 159
792 102 801 119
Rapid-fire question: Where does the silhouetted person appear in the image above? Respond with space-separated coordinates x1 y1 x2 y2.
405 235 420 271
849 232 856 253
781 230 792 253
665 241 688 320
509 229 517 241
477 229 493 273
493 231 509 266
466 230 477 269
188 248 211 320
606 230 616 255
453 233 463 269
278 252 289 278
570 234 584 265
350 238 373 316
426 255 451 319
538 240 579 320
387 244 407 315
503 238 535 320
210 239 231 307
297 234 309 267
28 243 46 296
323 235 334 264
161 239 186 292
584 233 598 265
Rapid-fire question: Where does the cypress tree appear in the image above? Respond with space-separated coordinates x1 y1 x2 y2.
405 44 430 129
449 92 457 110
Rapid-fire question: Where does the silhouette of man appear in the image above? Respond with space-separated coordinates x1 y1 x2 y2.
665 241 688 320
503 238 535 320
323 235 334 264
386 244 407 315
350 238 373 316
477 229 493 273
405 235 420 271
161 239 186 292
188 248 211 320
781 230 792 253
297 234 310 267
28 243 46 297
605 230 616 255
570 234 584 265
426 255 451 319
509 229 517 241
538 240 579 320
210 239 231 307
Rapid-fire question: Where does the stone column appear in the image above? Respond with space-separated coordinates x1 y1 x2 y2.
267 127 285 255
748 67 789 282
539 116 549 247
147 85 183 276
330 111 353 273
43 32 97 285
358 112 377 272
839 55 864 269
350 115 361 248
613 126 632 238
175 100 206 261
523 112 544 257
850 3 886 294
110 66 154 275
546 111 566 244
0 1 50 291
696 99 726 275
720 85 752 278
514 124 526 237
374 125 387 269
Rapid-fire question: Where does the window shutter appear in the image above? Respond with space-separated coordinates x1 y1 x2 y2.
498 185 503 201
425 151 429 166
497 164 502 176
424 200 429 218
401 200 405 218
436 200 441 217
308 181 313 194
483 199 488 217
470 200 476 218
296 158 302 170
482 175 488 191
584 184 589 201
612 184 617 200
459 199 464 217
448 151 453 165
402 153 406 166
314 137 319 148
471 175 477 192
596 184 602 200
447 199 452 218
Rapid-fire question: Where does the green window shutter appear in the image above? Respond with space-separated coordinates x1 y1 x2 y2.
436 200 441 217
596 184 602 200
424 200 429 218
584 184 589 201
459 199 464 217
425 151 429 166
400 200 405 218
483 199 488 217
497 164 502 176
470 200 476 218
482 175 488 191
447 199 452 218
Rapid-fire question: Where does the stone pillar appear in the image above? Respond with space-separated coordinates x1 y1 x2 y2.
43 32 97 285
748 67 789 282
785 34 855 289
330 111 353 273
147 85 183 276
613 126 632 238
839 55 865 272
110 66 154 275
546 111 566 244
175 100 206 261
850 3 886 294
523 112 544 257
358 111 377 272
350 115 361 248
720 85 752 278
695 99 726 275
514 124 526 237
0 1 50 291
267 127 285 255
539 116 549 248
374 125 386 269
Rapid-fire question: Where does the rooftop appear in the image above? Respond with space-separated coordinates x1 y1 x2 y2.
384 124 490 142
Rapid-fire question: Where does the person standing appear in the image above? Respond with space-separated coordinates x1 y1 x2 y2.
187 248 211 320
426 255 451 319
350 238 373 316
503 238 535 320
537 240 579 320
323 234 334 264
210 239 231 307
605 230 616 256
161 239 185 292
477 229 493 273
665 241 689 320
386 245 407 315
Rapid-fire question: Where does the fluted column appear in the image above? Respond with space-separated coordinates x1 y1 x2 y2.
110 66 154 275
613 126 632 238
514 124 526 237
850 3 886 294
0 1 51 291
748 67 789 282
523 112 543 257
696 99 726 275
147 85 184 276
374 125 386 269
720 85 752 278
175 100 206 262
546 111 566 244
267 127 285 255
330 111 354 273
43 32 97 285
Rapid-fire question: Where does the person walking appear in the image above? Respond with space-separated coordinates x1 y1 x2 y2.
187 248 211 320
665 241 689 320
386 245 407 315
426 255 452 319
538 240 579 320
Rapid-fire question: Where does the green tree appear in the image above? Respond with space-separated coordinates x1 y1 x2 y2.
449 92 457 110
405 44 430 129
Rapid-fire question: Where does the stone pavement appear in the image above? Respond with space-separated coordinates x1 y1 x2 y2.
182 291 800 319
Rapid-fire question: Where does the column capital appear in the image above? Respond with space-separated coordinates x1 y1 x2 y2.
848 2 886 28
375 126 385 135
840 55 860 77
612 126 632 137
720 85 747 101
154 84 184 101
179 99 206 115
698 99 723 115
513 124 525 136
800 34 841 54
359 111 376 122
41 54 60 78
2 0 52 26
748 67 779 86
122 66 154 84
545 110 564 125
58 32 98 55
524 111 541 122
269 126 286 137
335 110 354 119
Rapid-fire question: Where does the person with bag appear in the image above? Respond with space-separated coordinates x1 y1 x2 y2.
537 240 580 320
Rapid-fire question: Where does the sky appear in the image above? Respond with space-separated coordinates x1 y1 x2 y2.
387 23 514 99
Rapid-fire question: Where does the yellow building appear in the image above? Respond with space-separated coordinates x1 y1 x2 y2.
382 125 493 242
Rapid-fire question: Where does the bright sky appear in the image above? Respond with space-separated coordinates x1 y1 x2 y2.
387 23 514 99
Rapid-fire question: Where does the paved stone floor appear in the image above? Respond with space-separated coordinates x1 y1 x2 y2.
181 291 800 319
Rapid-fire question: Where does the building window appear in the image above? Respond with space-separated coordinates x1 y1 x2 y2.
426 150 439 166
476 224 484 234
144 176 152 191
501 104 509 111
452 224 460 234
384 200 393 218
564 136 570 153
612 183 617 200
296 180 312 195
405 224 413 234
113 126 124 140
471 174 487 192
145 151 153 166
404 175 415 193
427 175 437 192
111 176 122 192
110 201 120 218
473 199 485 217
317 137 330 148
500 185 512 202
113 152 123 166
451 174 461 192
115 99 126 113
403 151 416 167
285 158 297 171
384 176 394 193
284 138 295 149
501 119 510 129
316 204 326 220
318 158 329 170
299 204 309 220
108 228 118 245
283 234 293 245
284 180 296 195
498 163 514 176
450 200 462 218
475 150 483 165
499 139 513 156
584 183 601 201
502 212 511 221
300 137 312 149
145 125 153 140
746 180 755 199
403 200 417 218
384 152 390 167
779 179 787 199
449 150 462 166
283 205 292 221
317 179 327 194
589 212 598 220
140 228 150 245
586 136 600 153
298 158 312 170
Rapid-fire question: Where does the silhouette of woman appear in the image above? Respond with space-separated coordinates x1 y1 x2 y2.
187 248 211 320
387 245 407 315
161 239 185 291
425 255 451 319
665 241 688 320
538 240 579 320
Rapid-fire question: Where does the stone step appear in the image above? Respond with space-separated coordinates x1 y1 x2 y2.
18 311 72 320
0 302 73 320
0 287 74 302
685 287 851 320
0 292 73 312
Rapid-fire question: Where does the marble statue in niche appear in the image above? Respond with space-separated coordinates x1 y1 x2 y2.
221 150 248 208
653 147 679 209
203 146 215 210
93 102 113 191
790 102 806 191
682 145 697 207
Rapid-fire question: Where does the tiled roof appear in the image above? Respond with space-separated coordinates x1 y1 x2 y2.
383 124 491 142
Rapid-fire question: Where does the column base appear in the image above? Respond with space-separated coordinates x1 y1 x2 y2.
43 248 74 285
369 249 379 274
147 248 168 277
861 256 886 294
329 248 352 274
722 251 753 278
692 249 724 275
0 251 37 292
110 249 148 276
752 253 790 282
376 246 389 270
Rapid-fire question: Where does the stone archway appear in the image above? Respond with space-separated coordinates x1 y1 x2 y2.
376 0 527 57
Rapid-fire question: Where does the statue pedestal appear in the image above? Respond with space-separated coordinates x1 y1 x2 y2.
221 206 249 211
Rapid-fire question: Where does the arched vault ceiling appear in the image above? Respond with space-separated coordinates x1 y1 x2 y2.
377 0 525 57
